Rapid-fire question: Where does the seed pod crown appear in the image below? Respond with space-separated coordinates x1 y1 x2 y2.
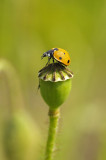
38 63 73 82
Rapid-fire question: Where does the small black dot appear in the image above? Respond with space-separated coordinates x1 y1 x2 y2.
64 53 65 54
67 60 70 63
59 57 62 60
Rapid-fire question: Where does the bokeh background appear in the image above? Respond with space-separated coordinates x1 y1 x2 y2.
0 0 106 160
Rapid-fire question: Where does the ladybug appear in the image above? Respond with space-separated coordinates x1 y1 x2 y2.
41 48 71 66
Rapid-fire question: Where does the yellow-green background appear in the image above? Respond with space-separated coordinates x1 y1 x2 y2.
0 0 106 160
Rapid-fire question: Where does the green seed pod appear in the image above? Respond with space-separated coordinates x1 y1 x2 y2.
38 63 73 110
3 112 41 160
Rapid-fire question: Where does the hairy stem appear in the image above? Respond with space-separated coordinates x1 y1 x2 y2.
0 59 24 112
45 109 60 160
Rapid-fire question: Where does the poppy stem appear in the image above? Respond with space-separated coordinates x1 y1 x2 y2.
45 109 60 160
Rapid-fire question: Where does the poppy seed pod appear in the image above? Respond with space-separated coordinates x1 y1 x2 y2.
38 63 73 110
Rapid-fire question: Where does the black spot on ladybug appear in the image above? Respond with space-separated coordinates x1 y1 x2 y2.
67 60 70 63
59 57 62 60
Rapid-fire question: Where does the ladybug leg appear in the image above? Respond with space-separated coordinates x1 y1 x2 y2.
53 57 55 63
46 57 51 66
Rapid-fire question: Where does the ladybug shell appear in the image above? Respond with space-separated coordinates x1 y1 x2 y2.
53 48 71 66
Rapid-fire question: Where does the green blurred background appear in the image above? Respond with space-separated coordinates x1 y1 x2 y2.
0 0 106 160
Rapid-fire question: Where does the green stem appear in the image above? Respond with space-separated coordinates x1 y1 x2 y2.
0 59 24 112
45 109 60 160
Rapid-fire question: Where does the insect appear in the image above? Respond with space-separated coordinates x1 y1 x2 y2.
41 48 71 66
